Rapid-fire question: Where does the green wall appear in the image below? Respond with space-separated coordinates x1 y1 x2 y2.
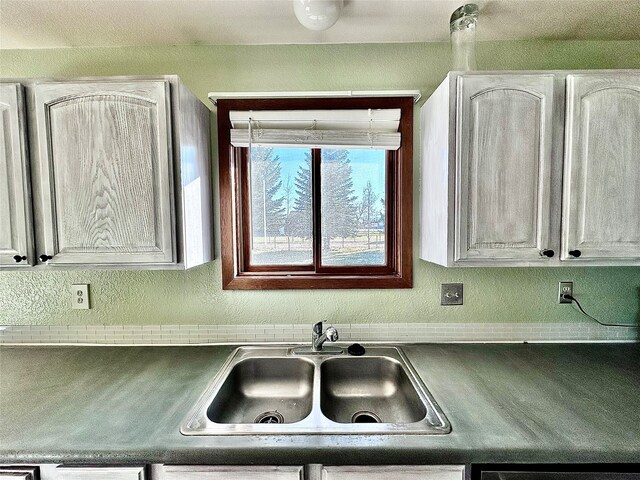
1 41 639 326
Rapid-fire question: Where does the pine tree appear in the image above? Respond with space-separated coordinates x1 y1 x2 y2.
359 180 379 249
250 147 285 244
282 174 294 251
320 150 358 250
291 154 313 239
291 150 359 251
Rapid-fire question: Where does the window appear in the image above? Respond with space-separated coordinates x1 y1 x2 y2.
217 97 413 289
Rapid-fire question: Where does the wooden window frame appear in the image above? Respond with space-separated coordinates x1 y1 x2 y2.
217 97 413 290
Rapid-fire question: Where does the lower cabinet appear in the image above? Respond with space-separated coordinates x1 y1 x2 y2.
161 465 304 480
480 471 640 480
0 466 147 480
55 466 146 480
3 465 639 480
322 465 465 480
160 465 464 480
0 466 38 480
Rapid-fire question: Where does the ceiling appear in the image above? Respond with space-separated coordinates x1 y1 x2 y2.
1 0 639 50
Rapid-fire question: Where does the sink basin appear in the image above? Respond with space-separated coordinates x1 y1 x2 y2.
181 346 450 435
320 357 427 424
207 357 314 424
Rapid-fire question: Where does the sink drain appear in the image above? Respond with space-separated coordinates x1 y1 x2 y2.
255 411 284 424
351 411 381 423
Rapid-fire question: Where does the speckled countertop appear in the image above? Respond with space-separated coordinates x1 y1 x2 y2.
0 343 639 465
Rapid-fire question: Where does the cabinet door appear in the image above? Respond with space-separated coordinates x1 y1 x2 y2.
563 73 640 263
162 465 304 480
481 472 640 480
0 466 38 480
55 466 145 479
455 74 557 263
322 465 464 480
0 83 33 268
30 80 175 266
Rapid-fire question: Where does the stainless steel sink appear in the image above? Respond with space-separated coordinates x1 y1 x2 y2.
320 357 427 424
181 346 450 435
207 357 314 424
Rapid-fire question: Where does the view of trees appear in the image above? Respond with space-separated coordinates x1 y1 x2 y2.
320 149 359 250
358 180 379 250
250 147 285 248
249 147 385 264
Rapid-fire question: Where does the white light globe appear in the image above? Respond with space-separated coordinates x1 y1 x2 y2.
293 0 344 31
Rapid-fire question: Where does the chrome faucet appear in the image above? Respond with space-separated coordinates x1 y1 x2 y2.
312 321 339 352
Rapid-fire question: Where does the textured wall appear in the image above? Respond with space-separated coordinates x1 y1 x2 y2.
0 41 639 326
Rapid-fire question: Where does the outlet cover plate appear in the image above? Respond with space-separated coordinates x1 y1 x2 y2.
441 283 463 306
72 284 90 310
558 281 573 304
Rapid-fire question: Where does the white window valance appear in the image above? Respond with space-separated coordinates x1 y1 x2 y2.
229 109 401 150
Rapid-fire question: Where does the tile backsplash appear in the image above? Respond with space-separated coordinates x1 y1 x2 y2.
1 322 636 345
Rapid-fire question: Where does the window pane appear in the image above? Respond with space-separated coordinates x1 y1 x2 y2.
321 149 386 266
249 147 313 265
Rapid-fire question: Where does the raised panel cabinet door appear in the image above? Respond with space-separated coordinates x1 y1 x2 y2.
322 465 465 480
30 80 175 266
0 466 38 480
0 83 33 268
55 466 145 479
162 465 304 480
563 73 640 263
455 74 557 263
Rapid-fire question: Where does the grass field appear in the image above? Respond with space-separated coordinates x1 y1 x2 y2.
251 233 385 266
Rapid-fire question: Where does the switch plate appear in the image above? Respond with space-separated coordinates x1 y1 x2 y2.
558 281 573 304
441 283 463 306
72 284 90 310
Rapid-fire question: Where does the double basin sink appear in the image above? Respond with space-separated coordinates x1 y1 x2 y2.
181 346 451 435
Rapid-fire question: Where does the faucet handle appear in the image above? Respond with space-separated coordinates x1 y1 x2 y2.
313 321 324 334
325 326 339 342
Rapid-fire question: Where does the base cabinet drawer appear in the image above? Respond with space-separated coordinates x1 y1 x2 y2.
0 467 39 480
322 465 465 480
55 466 145 480
162 466 304 480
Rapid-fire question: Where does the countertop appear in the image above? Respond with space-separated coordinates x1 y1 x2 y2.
0 343 639 465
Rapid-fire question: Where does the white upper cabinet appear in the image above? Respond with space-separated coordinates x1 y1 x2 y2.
562 72 640 263
30 80 175 266
0 83 34 268
0 76 213 270
455 74 557 263
420 70 639 267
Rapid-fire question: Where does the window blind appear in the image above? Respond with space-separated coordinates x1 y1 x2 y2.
229 109 401 150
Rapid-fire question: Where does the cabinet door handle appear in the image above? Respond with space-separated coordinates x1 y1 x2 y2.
540 249 554 258
13 255 27 263
568 249 582 258
39 254 53 262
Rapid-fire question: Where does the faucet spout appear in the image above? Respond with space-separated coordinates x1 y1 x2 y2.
312 322 339 351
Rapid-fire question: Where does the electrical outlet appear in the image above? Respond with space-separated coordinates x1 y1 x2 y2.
441 283 463 306
558 281 573 304
72 284 91 310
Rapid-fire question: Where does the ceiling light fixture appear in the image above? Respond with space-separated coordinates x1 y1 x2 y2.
293 0 344 31
450 3 479 71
